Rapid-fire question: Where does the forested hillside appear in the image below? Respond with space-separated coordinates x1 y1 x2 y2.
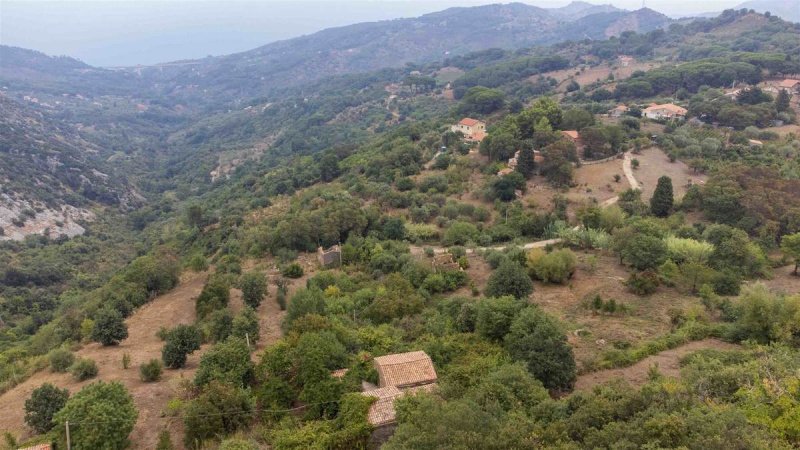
1 6 800 450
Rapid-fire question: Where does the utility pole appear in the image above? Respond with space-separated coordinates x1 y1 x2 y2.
65 421 71 450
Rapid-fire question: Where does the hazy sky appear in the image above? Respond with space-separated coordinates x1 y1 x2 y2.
1 0 745 67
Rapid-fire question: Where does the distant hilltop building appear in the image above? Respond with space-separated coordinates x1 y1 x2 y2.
608 104 629 118
777 78 800 93
642 103 687 120
451 117 486 142
618 55 634 67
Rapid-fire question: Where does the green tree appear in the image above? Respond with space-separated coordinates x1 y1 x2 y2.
485 260 533 299
232 306 260 343
194 337 254 387
650 175 674 217
562 107 595 131
526 248 577 284
24 383 69 434
196 275 230 319
457 86 505 115
183 381 253 449
475 296 526 341
162 325 202 369
90 308 128 346
443 221 479 246
781 232 800 275
504 307 576 390
775 88 791 112
239 271 267 309
622 234 668 271
515 148 536 178
53 381 137 450
284 288 326 331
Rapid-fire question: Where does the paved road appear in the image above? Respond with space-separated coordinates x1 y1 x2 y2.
411 152 639 255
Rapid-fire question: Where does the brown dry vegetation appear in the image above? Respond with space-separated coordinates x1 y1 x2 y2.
536 61 661 93
573 338 740 391
633 147 707 199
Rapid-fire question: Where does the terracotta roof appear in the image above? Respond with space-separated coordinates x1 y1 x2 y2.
643 103 687 115
374 351 437 388
561 130 579 140
362 386 403 426
361 383 439 426
458 118 482 127
778 79 800 88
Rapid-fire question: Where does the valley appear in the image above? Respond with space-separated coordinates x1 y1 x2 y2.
1 4 800 450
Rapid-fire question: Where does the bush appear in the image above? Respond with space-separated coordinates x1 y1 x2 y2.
90 308 129 346
162 325 203 369
232 307 260 344
183 381 253 448
626 270 660 295
53 381 137 450
526 248 576 284
485 260 533 299
240 271 267 309
70 358 99 381
505 307 576 391
475 296 526 341
49 348 75 373
140 359 163 382
25 383 69 433
196 276 231 319
194 337 254 388
282 263 304 278
219 438 258 450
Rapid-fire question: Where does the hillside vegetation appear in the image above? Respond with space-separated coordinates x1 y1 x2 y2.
1 6 800 450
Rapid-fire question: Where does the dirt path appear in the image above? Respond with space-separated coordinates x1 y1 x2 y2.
622 152 639 190
573 338 740 391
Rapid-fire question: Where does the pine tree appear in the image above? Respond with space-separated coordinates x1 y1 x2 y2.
516 148 536 178
650 175 674 217
775 88 791 113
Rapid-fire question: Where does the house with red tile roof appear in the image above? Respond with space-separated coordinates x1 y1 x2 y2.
451 118 487 142
642 103 687 120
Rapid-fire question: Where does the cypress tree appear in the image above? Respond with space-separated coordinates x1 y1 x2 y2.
775 89 791 113
650 175 674 217
516 148 536 178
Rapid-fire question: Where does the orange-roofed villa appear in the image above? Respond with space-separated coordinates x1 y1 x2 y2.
451 117 487 142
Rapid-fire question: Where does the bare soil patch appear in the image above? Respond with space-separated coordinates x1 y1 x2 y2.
573 338 740 391
632 147 707 199
529 252 699 371
537 62 661 93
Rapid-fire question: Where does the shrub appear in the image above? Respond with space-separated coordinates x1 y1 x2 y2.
282 263 304 278
162 325 203 369
626 270 660 295
485 260 533 299
194 338 254 388
122 353 131 369
196 276 231 319
140 359 163 382
53 381 137 450
475 296 526 341
49 348 75 373
505 307 576 391
24 383 69 433
239 271 267 309
183 381 253 448
232 307 260 344
206 308 234 343
526 248 577 284
90 308 129 346
156 429 175 450
70 358 99 381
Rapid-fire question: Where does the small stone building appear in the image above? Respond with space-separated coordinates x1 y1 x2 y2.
317 245 341 268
